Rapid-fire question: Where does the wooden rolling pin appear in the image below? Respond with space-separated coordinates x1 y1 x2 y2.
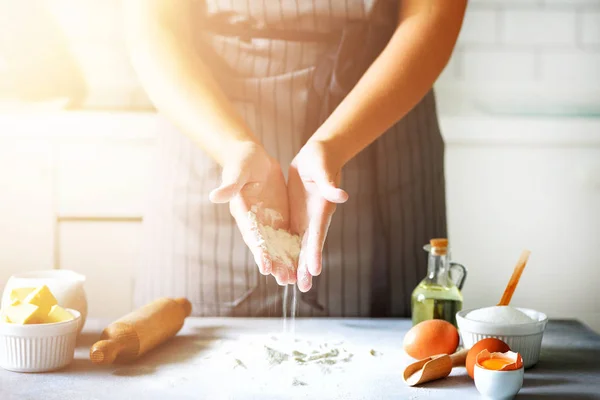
90 297 192 365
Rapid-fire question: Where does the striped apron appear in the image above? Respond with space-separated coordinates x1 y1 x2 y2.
134 0 448 318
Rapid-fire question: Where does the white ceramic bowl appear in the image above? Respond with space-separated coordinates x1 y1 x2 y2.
474 364 524 400
1 270 88 334
456 307 548 368
0 309 81 372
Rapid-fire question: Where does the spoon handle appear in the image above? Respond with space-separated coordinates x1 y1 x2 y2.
450 348 469 367
498 250 531 306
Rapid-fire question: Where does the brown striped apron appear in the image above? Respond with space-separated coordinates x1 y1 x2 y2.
134 0 447 318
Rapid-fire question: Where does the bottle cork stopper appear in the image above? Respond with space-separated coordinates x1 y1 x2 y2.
430 238 448 248
430 238 448 255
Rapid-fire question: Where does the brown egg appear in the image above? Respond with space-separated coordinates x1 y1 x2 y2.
403 320 459 359
466 338 511 379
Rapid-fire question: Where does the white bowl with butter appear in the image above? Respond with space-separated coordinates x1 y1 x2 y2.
1 270 88 334
456 306 548 369
0 308 81 372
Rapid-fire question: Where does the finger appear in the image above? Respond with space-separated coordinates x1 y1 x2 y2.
305 211 333 276
243 231 272 275
287 274 297 285
253 248 272 276
247 233 272 275
313 177 349 204
287 263 297 284
296 253 312 292
229 197 272 275
271 261 290 286
210 167 250 204
209 181 244 204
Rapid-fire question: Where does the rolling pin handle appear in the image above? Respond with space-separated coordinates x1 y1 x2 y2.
90 339 126 365
174 298 192 317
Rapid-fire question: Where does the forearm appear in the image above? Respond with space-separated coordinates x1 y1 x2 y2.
310 0 467 167
124 0 259 166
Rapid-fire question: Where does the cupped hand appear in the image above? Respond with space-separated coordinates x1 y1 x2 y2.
288 140 349 293
209 142 294 285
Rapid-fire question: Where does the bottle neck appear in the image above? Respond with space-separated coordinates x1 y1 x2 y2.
427 251 451 285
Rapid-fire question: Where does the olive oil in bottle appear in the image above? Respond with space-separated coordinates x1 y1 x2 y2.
411 239 467 327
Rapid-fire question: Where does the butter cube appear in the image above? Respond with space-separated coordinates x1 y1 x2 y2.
45 305 74 323
9 287 35 303
23 285 57 316
0 308 10 323
5 303 40 324
9 298 20 306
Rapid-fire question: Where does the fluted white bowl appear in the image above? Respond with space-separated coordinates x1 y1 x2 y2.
456 307 548 368
1 270 88 334
0 309 80 372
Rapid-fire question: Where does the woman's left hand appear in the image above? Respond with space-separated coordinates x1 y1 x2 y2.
288 141 349 292
209 142 293 285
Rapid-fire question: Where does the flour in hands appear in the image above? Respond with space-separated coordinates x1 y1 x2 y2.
247 204 301 270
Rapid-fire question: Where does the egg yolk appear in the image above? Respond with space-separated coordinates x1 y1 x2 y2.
480 358 514 370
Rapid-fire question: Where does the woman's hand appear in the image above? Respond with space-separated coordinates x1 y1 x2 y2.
210 142 294 285
288 141 349 293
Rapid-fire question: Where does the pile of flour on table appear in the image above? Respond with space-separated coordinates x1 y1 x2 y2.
247 204 301 268
199 333 384 388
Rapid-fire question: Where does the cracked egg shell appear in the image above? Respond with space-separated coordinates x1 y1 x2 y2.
466 338 511 379
475 349 524 371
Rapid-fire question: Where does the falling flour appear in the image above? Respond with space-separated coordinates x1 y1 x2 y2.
247 205 301 337
248 205 301 268
282 284 298 335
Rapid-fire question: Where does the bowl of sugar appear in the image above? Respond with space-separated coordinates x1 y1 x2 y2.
456 306 547 368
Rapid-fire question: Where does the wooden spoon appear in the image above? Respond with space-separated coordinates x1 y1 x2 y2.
497 249 531 306
403 348 469 386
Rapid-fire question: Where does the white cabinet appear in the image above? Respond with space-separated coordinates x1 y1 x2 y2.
0 112 154 320
0 139 54 286
56 142 152 217
55 139 152 319
58 222 142 319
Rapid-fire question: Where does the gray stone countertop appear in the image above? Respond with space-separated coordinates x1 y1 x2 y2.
0 318 599 400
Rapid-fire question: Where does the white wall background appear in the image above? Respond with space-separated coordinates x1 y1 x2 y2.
4 0 600 111
436 1 600 333
440 0 600 87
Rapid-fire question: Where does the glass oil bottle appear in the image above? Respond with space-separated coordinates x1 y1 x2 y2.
411 238 467 327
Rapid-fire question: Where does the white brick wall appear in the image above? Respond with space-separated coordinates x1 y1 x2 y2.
73 0 600 109
501 10 577 46
463 51 537 81
439 0 600 96
470 0 541 4
581 11 600 45
3 1 600 110
544 0 600 5
540 51 600 83
458 9 498 45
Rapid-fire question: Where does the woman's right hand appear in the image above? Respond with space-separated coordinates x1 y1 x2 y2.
209 142 294 285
